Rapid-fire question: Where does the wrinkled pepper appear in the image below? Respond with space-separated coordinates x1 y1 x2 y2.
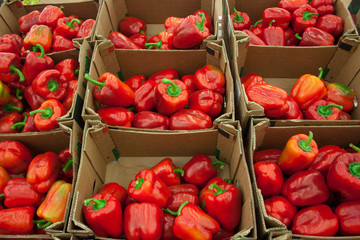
309 0 335 16
124 74 146 92
304 100 343 120
76 19 96 38
296 27 335 46
264 196 297 227
129 33 147 48
194 65 226 95
231 8 251 30
254 161 284 198
263 7 292 29
243 29 267 45
335 200 360 236
52 35 75 52
151 157 184 186
309 145 346 175
164 17 184 33
316 14 344 37
162 213 178 240
188 89 223 119
165 192 199 212
281 96 303 119
132 111 170 130
0 52 24 83
324 82 354 112
240 72 266 91
0 140 32 175
0 34 22 56
181 74 197 95
30 99 66 131
18 10 40 35
262 20 285 46
97 107 134 127
24 85 46 110
55 58 79 82
169 109 212 130
38 5 65 30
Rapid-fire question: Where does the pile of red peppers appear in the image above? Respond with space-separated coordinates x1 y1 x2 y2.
243 68 355 120
0 140 73 234
254 131 360 236
87 65 226 130
233 0 342 46
83 153 242 239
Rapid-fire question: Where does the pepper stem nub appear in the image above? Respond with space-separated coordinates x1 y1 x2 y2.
30 107 54 119
162 78 182 97
84 198 107 211
233 8 244 24
195 12 206 32
298 131 313 152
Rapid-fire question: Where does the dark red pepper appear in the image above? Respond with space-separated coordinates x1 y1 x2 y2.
129 33 147 49
24 85 46 110
281 96 303 119
264 195 297 227
97 107 134 127
62 79 78 112
168 184 199 196
296 27 335 46
59 148 73 179
181 75 197 95
162 213 179 240
169 109 213 130
309 0 335 16
38 5 65 31
254 161 284 198
253 149 282 164
132 111 170 130
335 200 360 236
119 16 147 37
309 145 346 176
108 31 141 49
165 192 199 212
188 89 223 119
0 113 23 134
284 27 300 46
18 10 40 35
0 52 24 83
316 14 344 38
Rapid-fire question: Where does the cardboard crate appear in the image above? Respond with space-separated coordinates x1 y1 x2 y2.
246 118 360 239
68 120 256 239
82 38 237 129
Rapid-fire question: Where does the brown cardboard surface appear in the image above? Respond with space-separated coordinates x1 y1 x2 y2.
68 120 256 239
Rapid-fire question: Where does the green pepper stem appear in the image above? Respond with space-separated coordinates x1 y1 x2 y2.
302 11 319 20
209 184 227 196
173 169 184 177
224 178 231 183
298 131 313 152
318 67 323 79
233 8 244 24
162 78 182 97
134 178 144 189
144 40 163 49
3 102 22 112
177 201 189 215
349 162 360 178
60 6 64 11
163 207 178 216
47 80 59 92
74 69 79 77
254 20 263 27
30 107 53 119
0 193 4 198
9 65 25 83
34 44 45 58
37 220 52 229
10 113 28 130
84 198 107 210
350 143 360 152
84 73 104 90
63 158 73 172
15 88 23 100
211 160 225 169
66 19 81 29
164 200 189 216
317 104 343 117
33 219 47 224
295 33 302 40
269 20 275 27
195 12 206 32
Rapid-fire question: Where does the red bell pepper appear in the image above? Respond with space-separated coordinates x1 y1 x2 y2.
151 158 184 186
335 200 360 235
32 69 68 101
173 13 210 49
148 69 179 83
54 17 82 40
262 20 286 46
264 196 297 227
85 73 135 107
119 16 147 37
240 72 266 91
0 140 32 175
62 79 78 112
133 79 157 112
0 112 23 134
296 27 335 46
194 9 214 34
309 0 335 16
254 161 284 198
59 148 73 179
339 111 351 120
165 192 199 212
292 204 339 236
30 99 66 131
0 178 42 208
281 96 303 119
130 33 147 48
0 166 10 195
18 10 40 35
278 131 319 175
278 0 308 13
284 27 300 46
83 193 123 238
0 95 23 118
316 14 344 38
199 177 242 231
164 201 220 240
169 109 213 130
0 81 10 106
162 213 178 240
38 5 65 30
188 89 223 119
231 8 251 31
253 149 282 164
145 32 174 50
304 99 343 120
0 34 22 56
309 145 346 175
194 65 226 95
108 31 141 49
125 75 146 91
55 58 79 82
290 67 327 110
0 52 24 83
182 153 224 187
0 206 35 235
133 111 170 130
23 25 52 52
52 35 75 52
181 74 198 95
127 169 171 208
99 182 127 209
263 7 292 29
164 17 184 33
76 19 96 38
24 85 46 110
124 202 163 240
292 4 319 34
97 107 134 127
250 20 264 38
324 82 354 112
11 112 39 133
155 78 188 116
168 184 199 196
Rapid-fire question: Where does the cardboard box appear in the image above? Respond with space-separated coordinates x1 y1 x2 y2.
68 120 256 239
82 38 236 129
246 118 360 239
0 120 82 238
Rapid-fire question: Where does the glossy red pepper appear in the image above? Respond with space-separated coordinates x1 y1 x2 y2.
250 20 264 38
133 79 157 112
324 82 354 112
0 52 24 83
133 111 170 130
0 34 22 56
169 109 212 130
30 99 66 131
264 196 297 227
284 27 300 46
59 148 73 179
62 79 78 112
162 213 179 240
32 69 68 101
292 4 319 34
129 33 147 48
309 0 335 16
181 75 197 95
194 9 214 34
108 31 141 49
254 161 284 198
97 107 134 127
99 182 127 209
148 69 179 83
309 145 346 175
0 140 32 175
194 65 226 95
316 14 344 37
263 7 292 29
0 166 10 195
281 96 303 119
38 5 65 30
164 17 184 33
54 17 81 39
119 16 147 37
335 200 360 236
278 0 308 13
262 20 286 46
253 149 282 164
168 184 199 196
52 35 75 52
339 111 351 120
0 206 35 235
76 19 96 38
0 113 23 134
24 85 46 110
55 58 79 82
151 158 184 186
231 8 251 30
145 32 174 50
296 27 335 46
23 25 52 52
11 112 39 133
165 192 199 212
124 75 146 91
240 73 266 91
0 95 23 118
188 89 223 119
304 100 343 120
18 10 40 35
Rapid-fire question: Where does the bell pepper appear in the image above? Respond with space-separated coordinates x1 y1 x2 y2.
0 52 24 83
119 16 147 37
97 107 134 127
240 72 266 92
76 18 96 38
327 145 360 200
281 96 303 119
194 65 226 95
264 196 297 227
26 152 61 193
316 14 344 38
85 73 135 107
254 161 284 198
30 99 66 131
278 131 319 175
285 27 300 46
52 35 75 52
127 169 171 208
0 140 32 175
145 32 174 50
99 182 127 209
164 201 220 240
253 149 282 164
0 206 35 235
309 145 346 175
250 20 264 38
164 17 184 33
54 17 82 40
38 5 65 30
151 158 184 186
0 178 42 208
165 192 199 212
124 202 163 240
263 7 292 29
169 109 212 130
55 58 79 82
182 153 224 187
290 67 327 110
181 74 197 95
278 0 308 13
125 75 146 92
173 12 210 49
0 81 10 106
32 69 68 101
36 180 72 227
133 111 170 130
188 89 223 119
304 99 343 120
148 69 179 83
130 33 147 48
107 31 141 49
0 95 23 118
212 229 234 240
59 148 73 179
309 0 335 16
83 193 123 238
231 8 251 30
262 20 286 46
4 34 23 53
324 82 354 112
18 10 40 35
155 78 188 116
194 9 214 34
23 25 52 52
0 166 10 195
0 112 23 133
168 184 199 196
24 85 46 110
133 79 157 112
296 27 335 46
335 200 360 235
22 44 54 86
339 111 351 120
62 79 78 112
292 4 319 34
292 204 339 236
199 177 242 231
162 213 178 240
11 112 39 133
0 34 22 56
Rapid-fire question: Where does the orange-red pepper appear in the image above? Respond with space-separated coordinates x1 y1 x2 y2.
30 99 66 131
23 25 52 52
